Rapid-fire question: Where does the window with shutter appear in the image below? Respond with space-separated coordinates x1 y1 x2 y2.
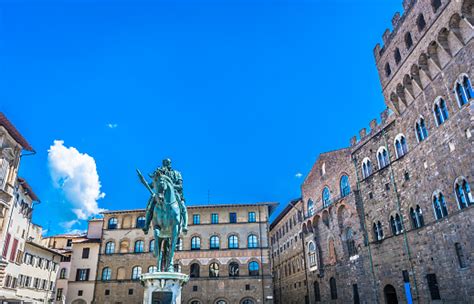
2 233 11 258
9 238 18 262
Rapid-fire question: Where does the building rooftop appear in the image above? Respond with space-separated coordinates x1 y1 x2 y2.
17 177 40 202
102 201 279 215
270 198 301 230
26 240 65 257
0 112 34 152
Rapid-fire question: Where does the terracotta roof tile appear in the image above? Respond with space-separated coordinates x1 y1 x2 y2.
0 112 34 152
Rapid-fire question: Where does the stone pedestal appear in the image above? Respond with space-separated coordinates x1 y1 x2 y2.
141 272 189 304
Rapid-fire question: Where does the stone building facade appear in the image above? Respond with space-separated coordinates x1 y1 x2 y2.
270 0 473 303
94 202 277 304
269 198 308 304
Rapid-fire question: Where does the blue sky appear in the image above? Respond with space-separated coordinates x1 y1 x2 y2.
0 0 402 235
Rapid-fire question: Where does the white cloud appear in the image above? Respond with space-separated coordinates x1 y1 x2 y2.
295 172 303 178
60 219 79 229
48 140 106 221
106 123 118 129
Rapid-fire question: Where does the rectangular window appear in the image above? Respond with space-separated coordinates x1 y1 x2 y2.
82 248 90 259
105 289 110 295
248 212 256 223
76 269 90 281
353 284 360 304
426 273 441 300
211 213 218 224
56 288 63 301
455 243 467 268
9 238 18 262
128 288 134 295
78 290 83 296
193 214 200 225
229 212 237 223
66 239 72 247
2 233 11 258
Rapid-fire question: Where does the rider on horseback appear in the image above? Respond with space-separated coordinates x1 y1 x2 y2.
142 158 189 235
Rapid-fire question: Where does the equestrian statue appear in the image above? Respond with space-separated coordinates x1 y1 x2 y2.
137 159 188 273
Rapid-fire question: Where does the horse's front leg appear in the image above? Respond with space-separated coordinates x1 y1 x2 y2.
167 225 179 272
154 227 163 271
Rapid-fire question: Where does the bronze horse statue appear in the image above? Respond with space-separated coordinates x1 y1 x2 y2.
138 170 181 272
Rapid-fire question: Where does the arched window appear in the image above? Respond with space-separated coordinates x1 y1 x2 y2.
385 63 392 77
394 134 408 158
190 263 200 278
248 261 259 276
394 48 401 64
373 221 384 241
247 234 258 248
314 281 321 302
390 214 403 235
377 147 389 169
210 236 220 250
190 301 201 304
191 236 201 250
228 235 239 249
410 205 424 229
455 177 473 209
417 14 426 31
384 285 398 303
433 192 448 220
455 75 473 107
307 199 314 217
59 268 67 279
432 0 442 12
105 241 115 255
215 301 227 304
136 216 146 228
415 118 429 142
434 98 449 125
330 277 338 299
134 240 144 253
346 228 357 256
209 263 219 278
248 234 258 248
149 240 155 253
322 187 331 207
362 158 373 178
102 267 111 281
108 217 118 229
405 32 413 49
241 299 255 304
131 266 142 280
229 262 239 277
340 175 351 197
148 265 157 273
308 242 317 267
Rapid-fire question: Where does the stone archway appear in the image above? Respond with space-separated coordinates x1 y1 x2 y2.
383 284 398 304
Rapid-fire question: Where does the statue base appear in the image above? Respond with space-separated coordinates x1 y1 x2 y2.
141 272 189 304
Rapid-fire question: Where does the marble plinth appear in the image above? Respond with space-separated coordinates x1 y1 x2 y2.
141 272 189 304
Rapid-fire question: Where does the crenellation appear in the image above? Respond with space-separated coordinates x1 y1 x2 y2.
369 119 378 132
359 128 367 139
392 12 401 28
382 29 392 46
350 136 357 147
